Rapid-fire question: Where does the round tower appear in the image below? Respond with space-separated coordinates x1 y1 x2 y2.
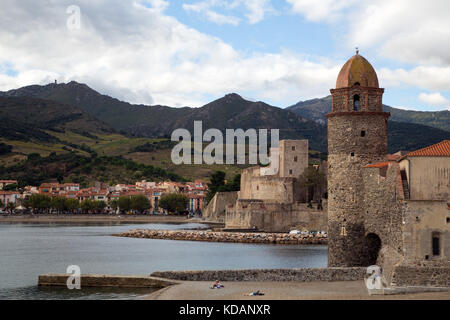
327 52 390 267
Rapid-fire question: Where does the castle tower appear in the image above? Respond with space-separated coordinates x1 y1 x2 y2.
327 52 390 267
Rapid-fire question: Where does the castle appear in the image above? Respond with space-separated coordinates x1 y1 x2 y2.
327 52 449 286
204 140 328 233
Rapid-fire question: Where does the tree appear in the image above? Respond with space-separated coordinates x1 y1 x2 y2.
23 194 52 213
65 198 79 213
206 171 241 203
298 166 327 203
2 183 18 191
80 199 95 214
130 195 151 214
6 202 16 214
206 171 226 203
51 196 67 213
159 193 189 215
118 196 132 212
94 200 107 213
110 199 119 213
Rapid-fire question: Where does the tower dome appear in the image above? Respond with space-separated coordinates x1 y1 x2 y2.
336 53 379 88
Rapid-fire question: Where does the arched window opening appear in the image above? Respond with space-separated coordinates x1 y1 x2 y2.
354 82 360 86
353 94 360 111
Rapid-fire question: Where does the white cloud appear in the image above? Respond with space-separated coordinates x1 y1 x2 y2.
239 0 273 24
145 0 170 12
183 0 273 25
418 92 450 109
286 0 357 22
183 1 241 26
0 0 338 108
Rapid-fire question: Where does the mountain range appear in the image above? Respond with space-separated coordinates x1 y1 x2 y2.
1 81 449 157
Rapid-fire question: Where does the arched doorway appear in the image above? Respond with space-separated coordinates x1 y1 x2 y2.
365 233 382 266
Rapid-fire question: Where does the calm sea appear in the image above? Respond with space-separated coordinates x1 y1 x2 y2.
0 222 327 300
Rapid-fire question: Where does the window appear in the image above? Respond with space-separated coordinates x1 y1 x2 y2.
354 82 360 86
353 94 360 111
292 146 295 151
361 130 366 137
446 217 450 224
294 156 298 162
289 169 293 175
432 232 440 256
351 152 355 157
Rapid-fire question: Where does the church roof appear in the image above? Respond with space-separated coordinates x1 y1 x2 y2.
403 140 450 157
336 54 379 88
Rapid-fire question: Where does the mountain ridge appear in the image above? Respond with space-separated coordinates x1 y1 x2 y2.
1 82 449 155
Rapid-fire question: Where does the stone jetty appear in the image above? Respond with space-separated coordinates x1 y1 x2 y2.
115 229 327 245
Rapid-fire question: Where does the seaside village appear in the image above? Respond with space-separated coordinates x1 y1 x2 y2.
0 179 208 215
1 53 450 288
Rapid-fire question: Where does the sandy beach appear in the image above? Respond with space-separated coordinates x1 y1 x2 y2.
146 280 450 300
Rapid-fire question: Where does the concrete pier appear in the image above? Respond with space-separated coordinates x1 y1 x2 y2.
38 274 177 288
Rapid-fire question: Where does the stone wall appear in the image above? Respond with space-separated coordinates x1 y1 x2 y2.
202 191 238 223
327 111 389 267
239 166 296 203
402 200 450 266
279 140 308 178
391 266 450 287
117 229 327 245
225 200 328 232
363 163 404 263
401 157 450 200
38 274 176 288
151 267 366 282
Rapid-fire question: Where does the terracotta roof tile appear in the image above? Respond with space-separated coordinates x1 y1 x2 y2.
404 140 450 157
364 161 391 168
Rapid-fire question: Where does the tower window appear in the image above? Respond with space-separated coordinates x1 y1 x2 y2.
351 152 354 157
289 169 293 175
294 156 298 162
354 82 360 86
292 146 295 151
361 130 366 137
353 94 360 111
432 232 440 256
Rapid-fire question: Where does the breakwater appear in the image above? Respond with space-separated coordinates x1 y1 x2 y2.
115 229 328 245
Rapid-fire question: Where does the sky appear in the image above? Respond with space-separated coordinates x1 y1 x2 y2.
0 0 449 111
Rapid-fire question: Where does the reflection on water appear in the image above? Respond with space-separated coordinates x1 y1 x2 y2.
0 222 327 300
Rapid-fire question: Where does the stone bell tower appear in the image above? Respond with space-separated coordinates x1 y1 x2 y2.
327 51 390 267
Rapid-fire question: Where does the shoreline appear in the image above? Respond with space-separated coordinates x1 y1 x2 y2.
0 214 222 225
116 229 328 245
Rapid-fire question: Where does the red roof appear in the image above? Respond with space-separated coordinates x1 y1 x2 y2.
365 161 391 168
404 140 450 157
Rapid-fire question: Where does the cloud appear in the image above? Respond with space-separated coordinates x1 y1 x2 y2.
0 0 338 108
183 1 241 26
183 0 273 25
286 0 357 22
418 92 450 110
